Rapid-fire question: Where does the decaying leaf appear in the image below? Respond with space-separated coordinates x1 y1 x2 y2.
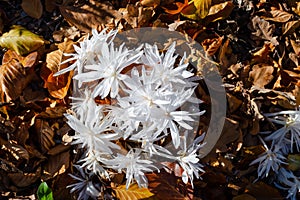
113 183 155 200
201 36 223 56
288 154 300 171
282 20 300 36
245 181 283 199
34 119 55 154
248 16 279 46
0 50 38 101
0 25 45 55
21 0 43 19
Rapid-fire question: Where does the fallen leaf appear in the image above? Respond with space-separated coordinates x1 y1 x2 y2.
291 39 300 55
282 20 300 36
42 40 74 99
201 36 223 56
193 0 212 19
245 181 283 199
163 0 189 15
59 0 121 33
261 9 293 23
45 0 57 12
21 0 43 19
141 0 160 7
0 25 45 55
34 119 55 154
218 39 237 73
205 1 235 23
249 64 274 88
248 16 279 46
0 51 37 101
288 154 300 171
42 150 70 180
0 137 29 160
8 167 41 188
113 183 155 200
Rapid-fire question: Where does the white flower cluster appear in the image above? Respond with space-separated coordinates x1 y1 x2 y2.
251 109 300 200
56 29 206 199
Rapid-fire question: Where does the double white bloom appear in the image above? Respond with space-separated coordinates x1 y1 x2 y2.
59 29 206 199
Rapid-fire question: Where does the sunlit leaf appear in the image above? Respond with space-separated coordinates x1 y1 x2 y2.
0 137 29 160
205 1 234 23
261 9 293 23
0 25 45 55
193 0 212 19
0 50 37 101
37 182 54 200
21 0 43 19
113 183 155 200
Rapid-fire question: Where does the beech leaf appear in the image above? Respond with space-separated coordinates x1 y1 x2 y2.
193 0 212 19
21 0 43 19
0 50 37 101
113 183 155 200
34 119 55 154
0 25 45 55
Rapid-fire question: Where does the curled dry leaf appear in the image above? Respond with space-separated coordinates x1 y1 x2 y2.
205 1 235 23
282 20 300 36
249 64 274 88
248 16 279 46
34 119 55 154
201 36 223 56
0 25 45 55
0 50 38 101
41 39 74 99
140 0 160 7
21 0 43 19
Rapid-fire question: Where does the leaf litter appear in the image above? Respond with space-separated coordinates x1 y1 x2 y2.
0 0 299 199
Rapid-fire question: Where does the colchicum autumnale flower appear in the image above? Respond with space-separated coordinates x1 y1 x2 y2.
56 29 206 199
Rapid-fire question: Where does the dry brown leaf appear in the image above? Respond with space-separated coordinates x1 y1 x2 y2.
0 137 29 161
227 93 242 113
201 36 223 56
8 167 41 188
147 171 193 199
45 0 57 12
59 0 121 33
37 106 67 118
249 64 274 88
245 181 283 199
34 119 55 154
282 20 300 35
251 43 274 64
140 0 160 7
0 50 37 101
248 16 279 46
291 39 300 55
21 0 43 19
261 9 293 22
293 82 300 106
218 39 237 74
205 1 235 23
42 150 70 180
42 40 74 99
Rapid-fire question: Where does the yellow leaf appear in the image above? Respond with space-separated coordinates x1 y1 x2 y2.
114 183 155 200
193 0 212 19
0 25 45 55
21 0 43 19
206 1 235 23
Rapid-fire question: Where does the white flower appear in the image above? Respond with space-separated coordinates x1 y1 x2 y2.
70 87 104 122
141 42 194 87
65 114 120 154
78 151 109 179
250 136 287 178
175 132 205 187
67 165 101 200
55 29 118 76
276 168 300 200
74 42 143 98
264 109 300 153
103 149 157 189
